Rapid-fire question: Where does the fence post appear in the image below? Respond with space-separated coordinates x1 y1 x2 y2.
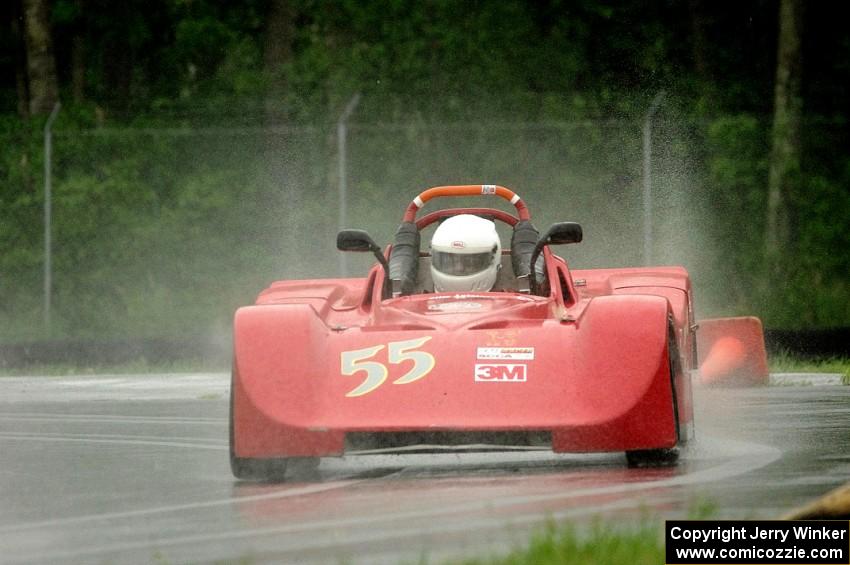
337 93 361 276
43 101 61 332
642 90 665 266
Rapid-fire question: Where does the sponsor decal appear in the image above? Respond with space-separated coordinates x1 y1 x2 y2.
477 346 535 360
451 240 465 249
475 364 527 382
484 329 519 346
481 184 497 195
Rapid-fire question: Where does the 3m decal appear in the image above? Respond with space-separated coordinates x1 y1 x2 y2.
477 347 535 360
340 337 434 397
474 364 527 382
481 184 497 195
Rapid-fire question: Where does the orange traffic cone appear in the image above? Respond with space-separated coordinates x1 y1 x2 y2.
697 317 769 386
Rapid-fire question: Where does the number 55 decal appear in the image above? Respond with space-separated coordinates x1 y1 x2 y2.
340 337 435 397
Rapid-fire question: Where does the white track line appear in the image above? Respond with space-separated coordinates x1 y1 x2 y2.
0 431 223 444
0 478 370 534
3 437 780 563
0 432 227 451
0 413 223 425
12 493 666 565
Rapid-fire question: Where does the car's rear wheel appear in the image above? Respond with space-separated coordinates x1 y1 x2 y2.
229 373 319 481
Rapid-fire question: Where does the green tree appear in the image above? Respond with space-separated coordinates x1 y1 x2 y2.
765 0 803 264
23 0 59 115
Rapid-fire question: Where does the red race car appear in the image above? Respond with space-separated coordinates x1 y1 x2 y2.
230 185 695 480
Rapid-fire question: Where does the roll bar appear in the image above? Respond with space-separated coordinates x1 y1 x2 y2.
415 208 519 230
403 185 530 222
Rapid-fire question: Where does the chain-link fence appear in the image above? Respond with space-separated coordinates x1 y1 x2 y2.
3 115 846 342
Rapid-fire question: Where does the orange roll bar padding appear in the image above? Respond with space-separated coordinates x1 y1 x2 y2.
403 184 530 222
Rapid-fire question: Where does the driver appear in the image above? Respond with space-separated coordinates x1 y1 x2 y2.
430 214 501 292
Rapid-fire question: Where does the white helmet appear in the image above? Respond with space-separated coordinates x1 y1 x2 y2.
430 214 501 292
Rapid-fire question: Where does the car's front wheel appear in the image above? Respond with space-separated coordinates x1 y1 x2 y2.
230 455 289 480
626 447 679 468
229 373 319 481
625 320 684 469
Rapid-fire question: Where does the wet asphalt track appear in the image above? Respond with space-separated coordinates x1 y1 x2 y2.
0 374 847 564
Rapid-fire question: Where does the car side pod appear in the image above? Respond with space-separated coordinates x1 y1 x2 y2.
697 316 769 386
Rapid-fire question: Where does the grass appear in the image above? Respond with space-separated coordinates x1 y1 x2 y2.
197 517 683 565
446 499 718 565
769 351 850 384
448 521 663 565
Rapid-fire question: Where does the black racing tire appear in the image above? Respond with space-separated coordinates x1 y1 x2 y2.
626 447 680 468
625 318 684 469
230 454 290 481
229 372 318 481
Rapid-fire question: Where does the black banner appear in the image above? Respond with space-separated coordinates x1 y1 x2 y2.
666 520 849 564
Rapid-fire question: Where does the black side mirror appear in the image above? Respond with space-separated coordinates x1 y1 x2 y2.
337 229 380 253
540 222 582 246
337 229 390 285
528 222 582 293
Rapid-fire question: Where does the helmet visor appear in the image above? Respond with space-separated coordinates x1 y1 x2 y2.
432 249 495 276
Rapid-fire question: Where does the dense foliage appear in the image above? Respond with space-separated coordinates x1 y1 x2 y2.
1 1 848 341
